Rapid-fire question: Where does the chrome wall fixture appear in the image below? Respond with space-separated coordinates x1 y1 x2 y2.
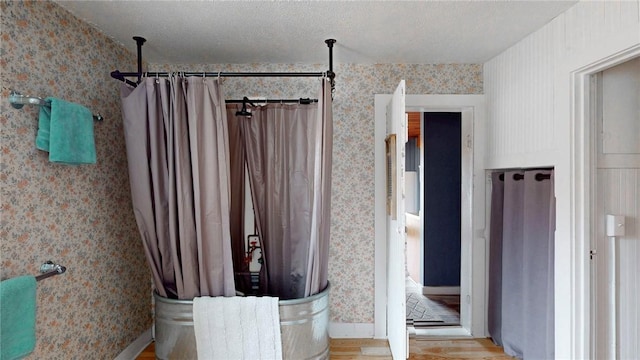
36 261 66 282
8 90 103 121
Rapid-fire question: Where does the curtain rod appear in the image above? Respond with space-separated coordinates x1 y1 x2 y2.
111 70 327 88
113 70 327 78
497 172 552 182
110 37 337 92
226 98 317 105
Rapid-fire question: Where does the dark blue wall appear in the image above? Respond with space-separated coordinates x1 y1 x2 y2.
405 137 420 213
405 137 419 171
423 112 461 287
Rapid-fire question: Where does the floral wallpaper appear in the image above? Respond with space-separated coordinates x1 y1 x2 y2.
153 62 483 324
0 1 151 359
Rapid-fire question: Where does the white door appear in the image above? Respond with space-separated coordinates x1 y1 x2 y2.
386 80 407 359
591 58 640 359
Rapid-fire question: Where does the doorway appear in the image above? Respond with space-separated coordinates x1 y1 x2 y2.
589 56 640 359
405 112 463 330
570 44 640 359
374 94 486 340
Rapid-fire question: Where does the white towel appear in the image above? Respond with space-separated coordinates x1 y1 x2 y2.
193 296 282 360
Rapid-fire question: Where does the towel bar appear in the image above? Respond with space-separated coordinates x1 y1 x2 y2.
35 261 66 282
8 91 103 121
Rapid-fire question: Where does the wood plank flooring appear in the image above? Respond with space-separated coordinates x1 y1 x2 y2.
408 338 513 359
137 337 512 359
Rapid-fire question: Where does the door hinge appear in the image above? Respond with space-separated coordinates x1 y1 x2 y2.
590 250 596 259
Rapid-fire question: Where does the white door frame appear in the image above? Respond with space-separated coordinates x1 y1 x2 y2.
569 44 640 359
374 94 486 339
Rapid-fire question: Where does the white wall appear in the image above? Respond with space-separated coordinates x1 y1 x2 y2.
485 1 639 168
483 1 640 358
594 169 640 358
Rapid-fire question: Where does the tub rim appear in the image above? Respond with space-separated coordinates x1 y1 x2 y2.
153 281 330 305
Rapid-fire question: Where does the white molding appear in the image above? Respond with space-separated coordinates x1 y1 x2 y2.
422 286 460 296
411 326 471 338
114 328 153 360
329 322 375 339
374 94 487 340
569 43 640 360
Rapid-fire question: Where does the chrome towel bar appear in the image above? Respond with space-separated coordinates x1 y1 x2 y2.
8 90 103 121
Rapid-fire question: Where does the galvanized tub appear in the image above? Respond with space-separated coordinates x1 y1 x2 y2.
153 283 330 360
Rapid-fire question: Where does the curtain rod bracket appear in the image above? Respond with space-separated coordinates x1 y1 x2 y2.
325 39 336 94
133 36 146 84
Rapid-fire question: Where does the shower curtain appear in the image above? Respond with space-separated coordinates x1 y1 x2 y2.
488 170 555 359
120 76 235 299
229 78 332 300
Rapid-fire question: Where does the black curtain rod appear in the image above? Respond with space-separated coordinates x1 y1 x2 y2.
111 37 337 91
113 70 327 78
111 70 328 88
497 173 552 182
230 96 317 117
226 98 317 104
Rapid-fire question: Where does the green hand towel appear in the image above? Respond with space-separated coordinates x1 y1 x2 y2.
36 97 96 165
0 276 36 360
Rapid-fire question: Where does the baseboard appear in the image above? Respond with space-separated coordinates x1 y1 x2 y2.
118 323 374 355
411 326 471 338
329 322 375 338
422 286 460 295
408 326 473 340
114 327 153 360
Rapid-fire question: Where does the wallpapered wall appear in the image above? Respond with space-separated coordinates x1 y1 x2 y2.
0 2 483 356
152 62 483 324
0 1 151 359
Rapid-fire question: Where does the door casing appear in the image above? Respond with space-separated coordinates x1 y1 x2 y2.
569 44 640 359
374 94 486 339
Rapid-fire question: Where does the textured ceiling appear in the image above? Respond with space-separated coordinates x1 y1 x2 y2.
55 0 577 65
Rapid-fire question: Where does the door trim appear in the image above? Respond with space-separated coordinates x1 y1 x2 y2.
374 94 486 339
570 44 640 359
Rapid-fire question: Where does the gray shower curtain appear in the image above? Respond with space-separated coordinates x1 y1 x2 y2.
229 79 332 300
488 170 555 359
120 76 235 300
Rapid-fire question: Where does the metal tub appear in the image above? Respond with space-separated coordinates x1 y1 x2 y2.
153 284 330 360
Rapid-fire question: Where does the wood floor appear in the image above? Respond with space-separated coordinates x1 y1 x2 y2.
137 337 512 359
136 342 155 360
